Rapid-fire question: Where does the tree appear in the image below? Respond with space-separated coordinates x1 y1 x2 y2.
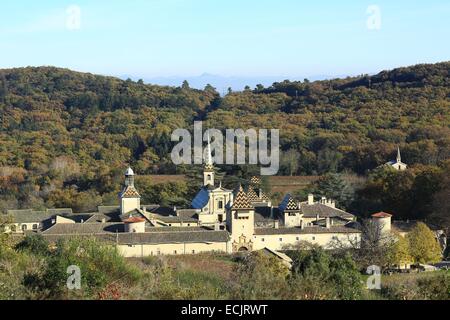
309 173 354 209
280 149 300 176
181 80 190 90
407 222 442 264
230 251 290 299
289 247 364 300
387 235 412 267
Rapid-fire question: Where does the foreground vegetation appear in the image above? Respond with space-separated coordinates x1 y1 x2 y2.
0 235 448 300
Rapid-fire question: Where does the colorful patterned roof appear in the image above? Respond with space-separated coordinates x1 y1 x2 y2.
246 187 260 202
257 189 270 201
120 186 140 198
279 194 299 212
250 176 261 185
232 187 253 210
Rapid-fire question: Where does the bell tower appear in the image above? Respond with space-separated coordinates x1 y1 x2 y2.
203 133 215 187
119 167 141 215
227 185 255 252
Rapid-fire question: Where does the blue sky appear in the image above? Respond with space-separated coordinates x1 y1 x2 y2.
0 0 449 80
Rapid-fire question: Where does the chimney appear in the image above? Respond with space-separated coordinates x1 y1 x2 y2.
308 194 314 205
316 214 320 222
274 221 279 229
330 200 336 209
300 220 305 230
101 218 106 224
326 217 331 229
80 219 84 223
321 197 326 204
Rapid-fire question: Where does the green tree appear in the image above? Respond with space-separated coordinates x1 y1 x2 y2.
407 222 442 264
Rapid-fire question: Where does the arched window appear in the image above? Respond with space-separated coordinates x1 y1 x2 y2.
21 224 27 231
207 174 212 181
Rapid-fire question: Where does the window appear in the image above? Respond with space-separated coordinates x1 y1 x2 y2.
279 238 283 242
21 224 27 231
296 237 300 241
32 224 38 230
312 236 316 241
207 174 211 181
261 238 265 242
187 224 191 227
174 250 177 255
192 250 195 254
332 236 338 240
218 200 223 209
168 224 172 226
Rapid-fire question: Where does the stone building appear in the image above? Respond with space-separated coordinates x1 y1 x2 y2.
3 160 362 257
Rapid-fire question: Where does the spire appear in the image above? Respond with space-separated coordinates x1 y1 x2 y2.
124 167 135 187
204 131 214 171
203 132 215 186
397 147 401 163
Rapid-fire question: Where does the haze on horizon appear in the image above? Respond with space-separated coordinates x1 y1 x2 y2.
0 0 449 90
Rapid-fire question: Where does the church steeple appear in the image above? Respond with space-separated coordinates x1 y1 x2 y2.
396 147 402 163
203 132 215 187
120 167 141 215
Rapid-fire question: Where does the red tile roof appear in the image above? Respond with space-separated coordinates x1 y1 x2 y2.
372 212 393 218
123 217 146 223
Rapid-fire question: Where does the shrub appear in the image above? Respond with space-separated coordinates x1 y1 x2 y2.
34 238 142 299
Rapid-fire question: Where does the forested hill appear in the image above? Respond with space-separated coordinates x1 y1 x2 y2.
0 62 449 212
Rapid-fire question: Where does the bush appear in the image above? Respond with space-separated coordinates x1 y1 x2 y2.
33 238 142 299
15 235 50 256
289 247 365 300
229 252 290 300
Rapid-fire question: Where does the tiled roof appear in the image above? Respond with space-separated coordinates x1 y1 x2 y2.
145 227 212 233
246 187 260 202
40 229 229 245
85 213 119 223
97 206 120 214
254 207 277 222
6 209 53 224
119 186 140 198
123 217 146 223
372 212 393 218
279 194 299 212
153 215 198 224
47 208 73 215
191 187 210 209
232 187 253 210
299 203 355 219
176 209 199 219
257 189 270 201
116 231 229 245
42 223 124 235
254 225 361 235
250 176 261 185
